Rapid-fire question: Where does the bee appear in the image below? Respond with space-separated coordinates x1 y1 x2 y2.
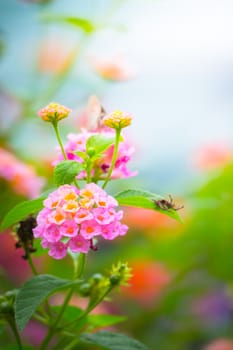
154 195 184 211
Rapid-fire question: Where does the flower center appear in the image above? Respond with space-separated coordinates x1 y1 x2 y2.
64 192 77 201
54 213 64 222
86 226 94 234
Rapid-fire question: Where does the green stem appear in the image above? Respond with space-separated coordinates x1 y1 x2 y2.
62 284 113 330
73 178 80 189
26 248 38 276
86 160 92 183
102 128 121 189
39 254 86 350
52 330 79 350
39 294 72 350
52 121 81 189
8 317 23 350
52 122 67 160
75 252 86 278
60 286 113 350
64 338 80 350
33 313 49 326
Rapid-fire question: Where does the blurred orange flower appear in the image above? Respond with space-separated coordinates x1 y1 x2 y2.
123 206 178 231
123 260 171 306
38 38 77 74
90 56 133 81
193 143 232 170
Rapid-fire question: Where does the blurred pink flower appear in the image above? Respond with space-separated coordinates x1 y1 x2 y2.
204 339 233 350
0 231 45 284
0 231 31 283
22 321 47 348
0 90 22 132
0 147 45 198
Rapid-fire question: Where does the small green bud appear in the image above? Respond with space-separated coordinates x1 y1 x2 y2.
0 296 6 303
79 283 92 296
119 263 127 272
0 301 13 314
109 261 132 287
110 274 121 286
5 290 17 301
87 147 96 157
92 273 103 283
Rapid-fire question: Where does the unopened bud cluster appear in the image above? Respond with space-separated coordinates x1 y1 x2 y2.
79 273 108 297
103 110 132 130
109 261 132 287
78 262 132 300
0 290 17 318
38 102 71 123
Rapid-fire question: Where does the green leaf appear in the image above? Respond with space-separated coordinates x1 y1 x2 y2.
54 160 84 186
86 135 116 157
0 197 45 231
52 305 87 330
80 331 148 350
42 14 95 33
15 274 81 331
87 314 127 329
115 189 182 222
52 305 83 323
75 151 88 160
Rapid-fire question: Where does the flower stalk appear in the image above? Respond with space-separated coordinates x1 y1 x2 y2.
52 121 67 160
102 128 121 189
39 253 86 350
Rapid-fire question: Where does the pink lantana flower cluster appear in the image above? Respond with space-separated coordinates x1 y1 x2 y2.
54 129 136 179
33 183 128 259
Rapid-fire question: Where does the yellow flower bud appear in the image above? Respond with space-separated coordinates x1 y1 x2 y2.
102 110 132 129
37 102 71 123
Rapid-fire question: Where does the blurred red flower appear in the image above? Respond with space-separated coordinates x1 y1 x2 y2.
123 260 171 306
